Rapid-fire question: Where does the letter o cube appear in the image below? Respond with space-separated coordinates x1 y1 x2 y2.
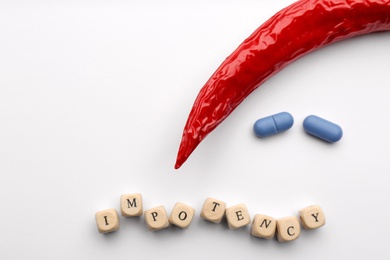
169 202 195 228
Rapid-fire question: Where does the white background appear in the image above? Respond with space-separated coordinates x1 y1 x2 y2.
1 0 390 259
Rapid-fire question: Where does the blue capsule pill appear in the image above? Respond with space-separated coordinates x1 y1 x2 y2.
303 115 343 143
253 112 294 137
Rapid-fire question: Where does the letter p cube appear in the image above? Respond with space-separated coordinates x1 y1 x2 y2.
144 206 170 231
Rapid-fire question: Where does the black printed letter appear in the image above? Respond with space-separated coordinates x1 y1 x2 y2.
127 198 137 208
287 226 295 236
260 219 272 228
235 211 244 221
311 212 319 222
212 202 220 212
178 211 187 221
151 212 158 221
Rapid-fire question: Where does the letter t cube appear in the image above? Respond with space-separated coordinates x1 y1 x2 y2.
200 197 226 223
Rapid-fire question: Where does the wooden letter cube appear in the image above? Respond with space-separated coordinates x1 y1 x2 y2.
276 216 301 242
95 208 120 233
299 205 325 229
120 193 143 217
144 205 170 231
225 203 251 229
200 197 226 223
251 214 276 239
169 202 195 228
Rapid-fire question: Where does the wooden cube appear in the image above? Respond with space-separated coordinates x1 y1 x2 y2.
169 202 195 228
95 208 120 233
144 205 170 231
200 197 226 223
276 216 301 242
251 214 276 239
225 203 251 229
299 205 325 229
120 193 143 217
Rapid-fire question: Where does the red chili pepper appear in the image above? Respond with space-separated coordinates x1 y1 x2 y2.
175 0 390 169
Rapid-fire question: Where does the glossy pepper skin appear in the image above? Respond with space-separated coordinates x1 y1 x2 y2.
175 0 390 169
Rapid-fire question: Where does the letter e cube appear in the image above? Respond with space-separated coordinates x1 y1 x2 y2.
225 203 251 230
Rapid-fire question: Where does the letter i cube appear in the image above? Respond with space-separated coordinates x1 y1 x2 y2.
95 208 120 233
